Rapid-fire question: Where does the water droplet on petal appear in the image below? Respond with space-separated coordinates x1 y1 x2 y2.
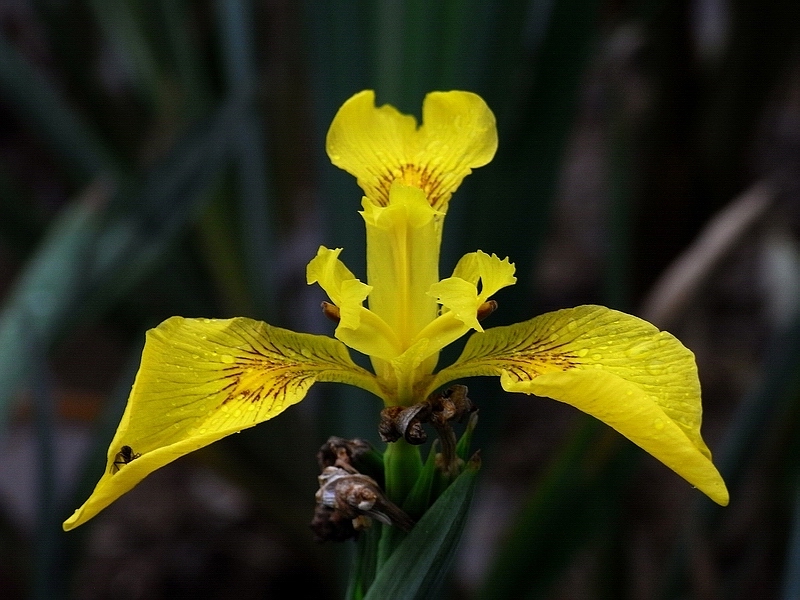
577 348 589 357
221 354 235 364
653 418 665 431
647 360 664 375
567 320 577 331
592 353 602 361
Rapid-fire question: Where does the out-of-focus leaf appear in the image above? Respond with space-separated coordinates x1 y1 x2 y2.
215 0 276 319
471 0 601 323
479 418 634 599
0 33 119 180
363 455 480 600
0 100 239 436
31 351 59 600
0 195 103 434
663 312 800 597
781 480 800 600
86 0 165 112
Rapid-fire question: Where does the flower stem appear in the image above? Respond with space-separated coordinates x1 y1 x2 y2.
383 438 423 505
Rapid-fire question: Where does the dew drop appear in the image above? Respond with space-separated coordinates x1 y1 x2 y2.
300 348 313 358
221 354 235 364
625 345 644 357
549 333 559 342
653 418 665 431
567 320 577 331
592 353 602 361
646 360 664 375
577 348 589 357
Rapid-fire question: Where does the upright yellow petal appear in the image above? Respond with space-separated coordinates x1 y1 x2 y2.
326 90 497 211
63 317 380 530
432 305 728 505
362 183 443 346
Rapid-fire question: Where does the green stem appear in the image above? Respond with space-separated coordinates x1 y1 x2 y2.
377 439 422 570
383 438 423 505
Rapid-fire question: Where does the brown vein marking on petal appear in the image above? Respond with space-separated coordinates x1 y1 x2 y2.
219 356 315 411
485 336 581 383
212 330 319 412
374 163 448 209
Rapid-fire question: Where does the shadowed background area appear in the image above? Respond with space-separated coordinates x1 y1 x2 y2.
1 0 800 598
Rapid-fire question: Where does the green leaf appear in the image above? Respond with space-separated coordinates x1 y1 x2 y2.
364 455 480 600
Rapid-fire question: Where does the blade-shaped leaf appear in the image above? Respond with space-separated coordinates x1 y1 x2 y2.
364 455 479 600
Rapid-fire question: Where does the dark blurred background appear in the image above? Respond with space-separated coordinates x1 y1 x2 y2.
1 0 800 598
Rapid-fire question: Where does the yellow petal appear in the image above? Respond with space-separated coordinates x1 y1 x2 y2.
362 183 443 347
429 251 516 332
306 245 403 360
326 90 497 211
431 305 728 505
428 277 482 331
306 246 372 330
63 316 380 530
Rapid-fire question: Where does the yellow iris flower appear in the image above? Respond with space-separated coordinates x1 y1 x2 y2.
63 90 728 531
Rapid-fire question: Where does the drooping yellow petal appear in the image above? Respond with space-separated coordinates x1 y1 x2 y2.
326 90 497 211
63 316 380 530
431 305 728 505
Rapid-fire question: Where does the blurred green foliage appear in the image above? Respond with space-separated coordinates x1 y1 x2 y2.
1 0 800 598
